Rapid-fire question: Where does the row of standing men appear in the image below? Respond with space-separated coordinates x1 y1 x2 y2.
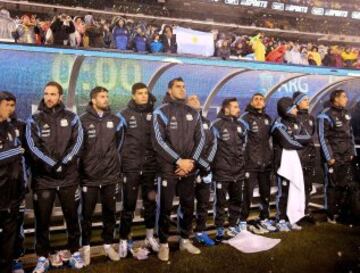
0 77 357 273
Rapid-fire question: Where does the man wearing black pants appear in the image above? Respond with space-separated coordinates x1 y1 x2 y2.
26 82 84 273
212 98 248 242
318 89 357 224
152 77 205 261
239 93 276 233
293 91 316 222
0 92 26 273
79 86 124 265
4 91 28 273
118 83 159 257
187 95 217 247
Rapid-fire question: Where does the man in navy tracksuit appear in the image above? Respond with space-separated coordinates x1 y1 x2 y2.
79 87 124 265
186 95 217 247
118 83 159 257
152 77 205 261
271 97 310 232
317 89 357 223
211 98 248 241
293 91 316 221
26 82 84 273
239 93 276 233
0 92 26 273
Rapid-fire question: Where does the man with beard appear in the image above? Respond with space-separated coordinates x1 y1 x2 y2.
118 83 159 257
212 98 248 242
239 93 276 233
80 86 124 265
26 82 84 273
152 77 205 261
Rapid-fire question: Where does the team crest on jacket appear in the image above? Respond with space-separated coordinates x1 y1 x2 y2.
60 119 68 127
203 123 209 130
186 113 193 121
264 119 269 125
146 114 152 121
15 129 20 137
345 114 351 120
106 121 114 129
237 126 242 133
309 120 313 127
293 124 299 130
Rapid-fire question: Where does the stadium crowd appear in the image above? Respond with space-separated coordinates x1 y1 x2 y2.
0 9 359 69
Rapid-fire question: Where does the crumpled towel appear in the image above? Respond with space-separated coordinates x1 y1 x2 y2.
223 230 281 253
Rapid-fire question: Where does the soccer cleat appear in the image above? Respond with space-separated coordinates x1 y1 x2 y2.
144 237 160 252
216 227 225 242
195 232 215 247
104 245 120 261
226 226 241 237
81 245 91 266
179 239 201 255
68 252 84 269
32 257 50 273
49 253 63 267
276 220 291 232
158 244 169 262
12 259 24 273
119 240 128 258
248 224 266 234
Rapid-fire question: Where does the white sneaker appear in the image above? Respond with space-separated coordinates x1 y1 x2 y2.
104 245 120 261
238 221 248 232
32 257 49 273
179 239 201 255
69 252 84 269
144 237 160 252
260 219 277 232
58 249 71 262
226 226 240 237
81 245 91 266
277 220 291 232
158 243 169 262
49 253 62 267
290 223 302 231
119 240 128 258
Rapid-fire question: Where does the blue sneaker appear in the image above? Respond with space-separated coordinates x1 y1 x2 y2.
68 252 84 269
32 257 49 273
12 259 24 273
215 227 225 242
195 232 215 246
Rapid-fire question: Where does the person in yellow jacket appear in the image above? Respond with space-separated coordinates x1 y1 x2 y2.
341 48 358 67
250 33 266 62
308 46 322 66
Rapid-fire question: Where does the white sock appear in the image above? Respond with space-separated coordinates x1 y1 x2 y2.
103 244 111 250
146 228 154 238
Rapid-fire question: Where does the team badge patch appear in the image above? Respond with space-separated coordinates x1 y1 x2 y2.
264 119 269 125
106 121 114 128
309 120 313 127
60 119 68 127
203 123 209 130
186 113 193 121
237 126 242 133
345 114 351 120
146 114 152 121
293 124 299 130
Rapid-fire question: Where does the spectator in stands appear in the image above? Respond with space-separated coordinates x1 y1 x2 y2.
132 24 148 52
216 39 231 60
266 42 287 63
323 47 343 68
285 43 302 65
0 9 17 42
161 25 177 54
69 16 84 47
341 47 358 68
83 14 105 48
308 46 322 66
50 14 75 46
150 33 163 53
299 46 309 65
250 33 266 62
112 16 129 50
15 14 36 44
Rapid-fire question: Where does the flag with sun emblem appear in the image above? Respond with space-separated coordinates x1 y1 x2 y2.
174 26 215 57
